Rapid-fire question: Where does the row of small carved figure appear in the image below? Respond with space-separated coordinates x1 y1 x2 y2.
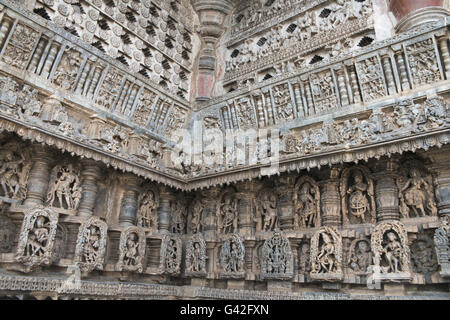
134 162 439 238
12 206 449 281
227 0 373 72
184 98 449 176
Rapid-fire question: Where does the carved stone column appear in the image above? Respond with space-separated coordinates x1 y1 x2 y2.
192 0 233 101
320 168 342 227
118 173 141 226
373 158 400 222
201 188 220 236
244 239 256 281
276 176 296 230
428 149 450 218
24 144 54 207
389 0 447 32
236 181 258 237
78 159 102 217
157 186 175 233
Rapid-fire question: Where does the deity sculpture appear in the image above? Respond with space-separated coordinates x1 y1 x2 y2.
170 199 187 234
217 191 239 234
348 238 372 274
411 236 438 276
260 231 293 279
398 167 437 218
340 167 376 224
160 235 182 275
46 164 81 211
310 226 343 280
137 189 159 231
434 218 450 277
371 221 411 277
15 207 58 271
0 147 30 200
293 177 321 228
75 217 108 273
116 226 145 273
220 234 245 278
299 242 311 274
257 189 278 232
185 234 207 276
189 197 204 234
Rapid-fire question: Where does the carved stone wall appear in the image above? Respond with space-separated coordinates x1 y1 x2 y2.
0 0 448 300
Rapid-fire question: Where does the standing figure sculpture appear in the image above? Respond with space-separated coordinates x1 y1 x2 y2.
371 221 411 277
185 234 207 276
310 226 343 280
170 199 187 234
220 234 245 277
123 232 139 267
189 198 204 234
346 172 370 223
257 190 278 232
293 177 321 229
217 192 238 234
340 167 376 224
0 149 29 200
46 164 81 210
398 167 437 218
137 190 158 230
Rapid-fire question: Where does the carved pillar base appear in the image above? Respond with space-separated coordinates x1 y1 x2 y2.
78 159 102 217
24 144 54 207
